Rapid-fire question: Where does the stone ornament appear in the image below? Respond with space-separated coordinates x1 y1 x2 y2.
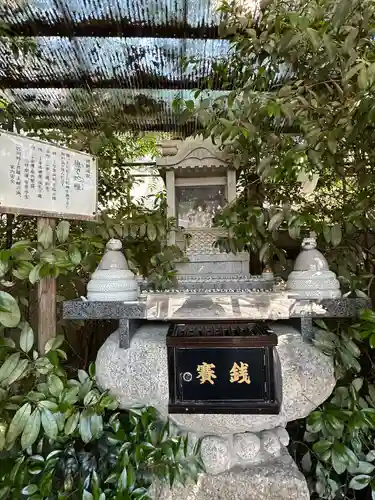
86 239 138 302
287 234 341 299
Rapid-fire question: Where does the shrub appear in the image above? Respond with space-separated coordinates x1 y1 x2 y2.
0 305 203 500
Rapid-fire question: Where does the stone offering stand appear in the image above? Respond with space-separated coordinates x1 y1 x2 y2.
63 295 366 349
63 139 370 500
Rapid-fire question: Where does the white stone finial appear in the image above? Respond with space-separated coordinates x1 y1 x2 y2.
106 238 123 251
301 235 317 251
286 232 341 299
86 238 138 302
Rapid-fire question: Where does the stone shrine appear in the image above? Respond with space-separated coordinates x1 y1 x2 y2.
148 138 273 293
63 138 368 500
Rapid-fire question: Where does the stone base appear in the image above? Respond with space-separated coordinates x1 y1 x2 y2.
96 323 335 434
151 452 309 500
176 253 250 276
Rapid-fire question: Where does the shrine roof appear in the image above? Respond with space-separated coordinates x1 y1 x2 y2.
0 0 231 134
156 139 231 176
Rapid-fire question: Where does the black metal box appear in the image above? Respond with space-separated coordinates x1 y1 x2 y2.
167 322 282 414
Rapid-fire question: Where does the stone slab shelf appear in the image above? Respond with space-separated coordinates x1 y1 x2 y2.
62 297 369 349
63 300 146 349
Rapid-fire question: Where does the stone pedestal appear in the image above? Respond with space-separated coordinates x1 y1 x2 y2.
151 452 309 500
96 323 335 499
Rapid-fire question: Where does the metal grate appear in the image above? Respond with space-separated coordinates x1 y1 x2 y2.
168 322 273 337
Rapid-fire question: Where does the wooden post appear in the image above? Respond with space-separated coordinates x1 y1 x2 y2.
37 217 56 353
6 214 14 249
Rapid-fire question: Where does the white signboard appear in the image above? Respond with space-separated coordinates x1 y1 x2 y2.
0 131 97 219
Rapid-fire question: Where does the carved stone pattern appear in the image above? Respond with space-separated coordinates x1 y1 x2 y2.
186 230 226 255
176 262 245 274
287 278 339 290
157 140 231 170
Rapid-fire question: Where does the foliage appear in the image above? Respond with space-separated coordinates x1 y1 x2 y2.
174 0 375 497
0 315 203 499
287 311 375 499
175 0 375 293
0 212 183 340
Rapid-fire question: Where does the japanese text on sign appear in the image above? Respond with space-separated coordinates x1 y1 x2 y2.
0 131 97 218
196 361 251 385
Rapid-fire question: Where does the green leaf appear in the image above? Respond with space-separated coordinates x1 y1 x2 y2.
21 408 41 449
349 474 371 490
0 260 9 278
11 239 31 249
78 369 89 383
9 456 25 482
22 484 38 496
313 440 332 454
331 443 348 474
268 212 284 232
100 395 118 410
349 461 375 474
257 156 272 176
90 414 103 439
332 0 351 28
301 451 312 472
0 291 21 327
345 447 359 470
65 412 80 435
6 402 32 443
369 334 375 349
44 335 64 353
20 322 34 353
352 378 364 393
358 66 368 90
6 359 29 385
38 224 53 249
63 386 79 405
331 224 342 247
0 487 10 500
13 261 33 280
345 62 364 81
56 220 70 243
307 411 323 433
343 27 358 54
147 223 157 241
39 470 53 497
41 408 58 439
69 246 82 265
127 463 136 489
306 28 320 50
118 466 127 490
323 33 335 62
0 352 20 383
79 409 92 443
29 264 43 285
48 374 64 397
84 389 100 406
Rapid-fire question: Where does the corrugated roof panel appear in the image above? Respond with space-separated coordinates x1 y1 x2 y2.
2 0 223 35
0 87 227 131
0 0 229 132
0 36 229 87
